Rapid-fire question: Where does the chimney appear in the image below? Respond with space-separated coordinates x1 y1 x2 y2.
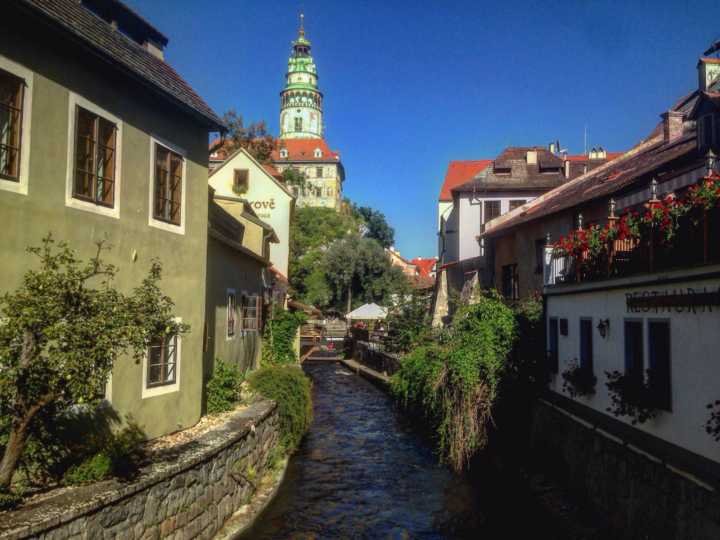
526 150 538 165
661 111 684 142
549 142 556 155
144 40 164 60
698 58 720 92
564 159 570 179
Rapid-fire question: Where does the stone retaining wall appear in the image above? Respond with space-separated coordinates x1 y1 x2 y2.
352 341 401 376
0 401 280 540
531 399 720 540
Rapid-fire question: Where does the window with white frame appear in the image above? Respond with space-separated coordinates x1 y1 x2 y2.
0 69 24 182
227 289 237 338
73 106 118 207
240 294 261 331
153 143 184 226
146 334 178 388
0 56 33 195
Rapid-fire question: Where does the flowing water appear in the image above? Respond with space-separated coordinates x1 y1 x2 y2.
241 361 562 539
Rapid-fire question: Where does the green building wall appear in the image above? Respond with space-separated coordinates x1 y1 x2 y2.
0 14 213 438
204 235 265 389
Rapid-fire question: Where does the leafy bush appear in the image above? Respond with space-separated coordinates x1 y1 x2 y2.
561 360 597 398
62 422 145 485
507 296 545 384
247 366 313 450
391 292 517 472
705 401 720 442
0 490 23 511
262 309 308 365
206 359 244 414
384 292 432 354
63 453 112 485
605 370 658 425
0 235 184 490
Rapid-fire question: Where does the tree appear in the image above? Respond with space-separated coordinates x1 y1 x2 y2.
282 168 306 192
354 205 395 248
0 236 186 490
324 235 408 312
384 291 433 354
221 109 276 163
289 207 364 298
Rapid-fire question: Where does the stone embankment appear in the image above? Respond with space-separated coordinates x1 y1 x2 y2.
0 401 281 540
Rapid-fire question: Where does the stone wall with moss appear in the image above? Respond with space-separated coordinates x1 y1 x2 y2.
0 401 280 540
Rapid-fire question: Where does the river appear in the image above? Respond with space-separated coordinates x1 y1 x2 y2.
241 360 574 539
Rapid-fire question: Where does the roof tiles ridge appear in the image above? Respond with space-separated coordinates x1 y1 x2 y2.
483 134 663 235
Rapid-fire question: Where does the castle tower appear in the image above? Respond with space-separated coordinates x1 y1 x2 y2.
273 15 344 211
279 14 323 139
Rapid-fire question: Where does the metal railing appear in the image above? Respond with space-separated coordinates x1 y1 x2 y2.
545 207 720 286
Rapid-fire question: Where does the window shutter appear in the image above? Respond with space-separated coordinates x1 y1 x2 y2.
648 321 672 411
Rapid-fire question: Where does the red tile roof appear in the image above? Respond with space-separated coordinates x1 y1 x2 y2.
272 139 340 162
410 257 437 278
262 163 282 180
439 160 492 202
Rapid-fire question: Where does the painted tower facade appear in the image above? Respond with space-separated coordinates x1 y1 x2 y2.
279 15 323 140
273 16 345 211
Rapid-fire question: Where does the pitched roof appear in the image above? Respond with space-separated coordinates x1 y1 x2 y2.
453 147 622 194
272 139 340 162
439 160 492 202
482 132 700 239
209 146 295 199
409 257 437 278
18 0 223 129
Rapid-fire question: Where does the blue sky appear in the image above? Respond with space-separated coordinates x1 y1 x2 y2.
126 0 720 258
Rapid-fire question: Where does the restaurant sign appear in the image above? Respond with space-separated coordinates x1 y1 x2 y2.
626 286 720 313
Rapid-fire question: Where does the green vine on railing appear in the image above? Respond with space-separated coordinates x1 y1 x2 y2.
561 359 597 398
605 370 659 425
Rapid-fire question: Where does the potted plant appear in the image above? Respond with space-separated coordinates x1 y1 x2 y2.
705 401 720 442
561 358 597 398
605 370 659 425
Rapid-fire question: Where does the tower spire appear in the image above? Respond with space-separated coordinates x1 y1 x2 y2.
280 14 322 139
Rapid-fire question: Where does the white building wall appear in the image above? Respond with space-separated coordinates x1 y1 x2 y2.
458 196 482 260
456 192 538 262
546 273 720 463
208 150 294 276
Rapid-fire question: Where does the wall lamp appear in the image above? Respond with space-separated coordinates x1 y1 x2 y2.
597 319 610 339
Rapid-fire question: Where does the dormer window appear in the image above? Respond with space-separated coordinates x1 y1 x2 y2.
697 113 719 150
279 148 288 159
314 148 322 158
